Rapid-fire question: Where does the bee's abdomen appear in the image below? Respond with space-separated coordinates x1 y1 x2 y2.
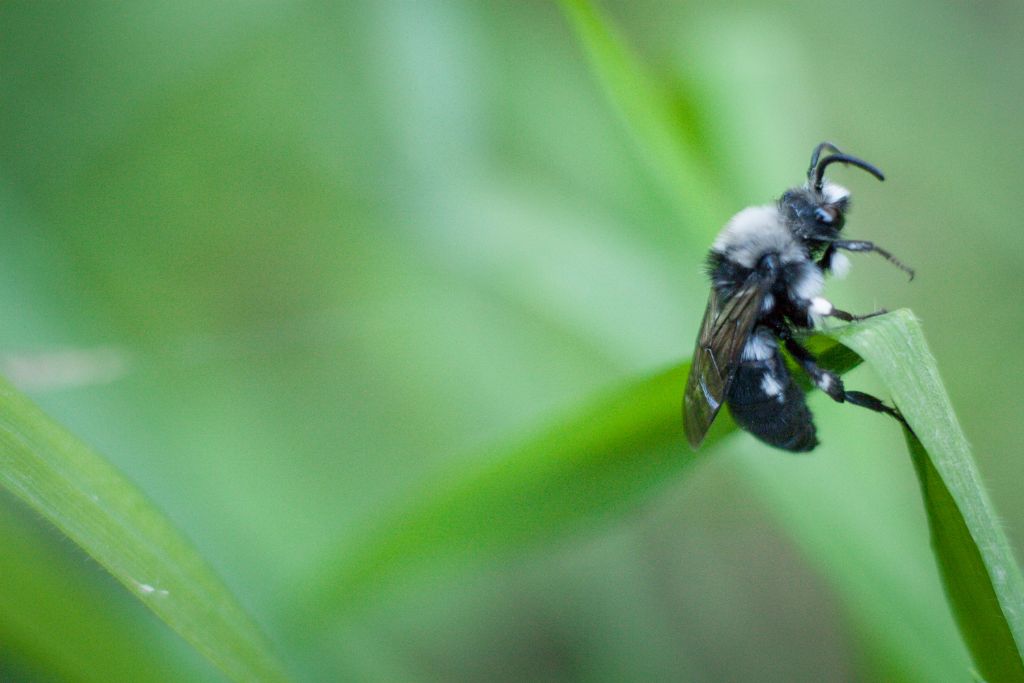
727 354 818 452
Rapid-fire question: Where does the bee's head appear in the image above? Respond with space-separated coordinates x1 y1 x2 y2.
780 142 884 242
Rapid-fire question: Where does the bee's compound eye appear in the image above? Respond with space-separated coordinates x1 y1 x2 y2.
815 206 837 224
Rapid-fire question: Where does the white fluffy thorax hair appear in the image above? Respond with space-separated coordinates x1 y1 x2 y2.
711 205 806 268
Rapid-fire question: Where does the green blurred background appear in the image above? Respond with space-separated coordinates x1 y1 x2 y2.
2 1 1023 681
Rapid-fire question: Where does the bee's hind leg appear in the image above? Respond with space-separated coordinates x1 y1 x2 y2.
776 327 909 429
844 390 911 430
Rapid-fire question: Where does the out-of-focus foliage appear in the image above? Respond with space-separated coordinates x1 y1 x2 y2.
2 1 1024 681
0 375 291 682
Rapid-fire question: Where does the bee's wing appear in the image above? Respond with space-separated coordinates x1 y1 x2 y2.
683 274 770 448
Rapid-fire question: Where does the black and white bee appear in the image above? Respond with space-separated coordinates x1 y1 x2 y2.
683 142 913 452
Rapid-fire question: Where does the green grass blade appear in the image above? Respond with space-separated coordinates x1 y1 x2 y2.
307 363 696 617
557 0 732 226
827 309 1024 680
0 495 217 682
0 379 292 683
304 342 862 620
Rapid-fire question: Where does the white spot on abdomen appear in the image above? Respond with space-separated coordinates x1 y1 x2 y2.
741 331 776 361
761 373 784 400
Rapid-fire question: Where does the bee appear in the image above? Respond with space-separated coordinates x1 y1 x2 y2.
683 142 913 452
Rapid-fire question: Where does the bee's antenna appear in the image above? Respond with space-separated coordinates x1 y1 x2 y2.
814 153 885 192
807 141 843 182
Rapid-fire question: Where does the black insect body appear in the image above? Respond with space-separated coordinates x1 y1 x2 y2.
683 142 913 452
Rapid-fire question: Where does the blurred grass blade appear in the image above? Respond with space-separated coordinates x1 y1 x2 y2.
305 340 862 620
0 495 216 682
828 309 1024 680
310 364 696 616
0 379 292 683
558 0 732 225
